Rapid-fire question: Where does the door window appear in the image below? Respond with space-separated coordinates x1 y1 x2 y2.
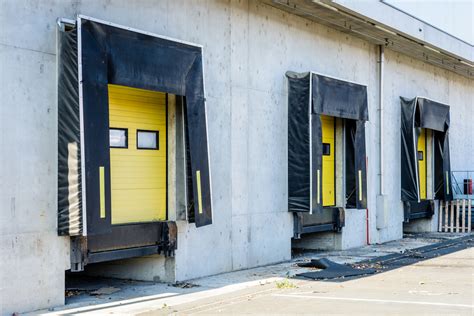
109 128 128 148
137 130 159 150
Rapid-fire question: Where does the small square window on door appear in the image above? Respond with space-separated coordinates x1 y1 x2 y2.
109 128 128 148
418 151 424 161
137 130 159 150
322 143 331 155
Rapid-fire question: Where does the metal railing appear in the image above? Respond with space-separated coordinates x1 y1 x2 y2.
452 171 473 200
447 171 473 231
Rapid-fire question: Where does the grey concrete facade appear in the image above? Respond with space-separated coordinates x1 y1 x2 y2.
0 0 472 314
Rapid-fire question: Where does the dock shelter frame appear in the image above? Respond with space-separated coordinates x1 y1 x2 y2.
287 71 368 236
57 16 213 268
400 96 452 221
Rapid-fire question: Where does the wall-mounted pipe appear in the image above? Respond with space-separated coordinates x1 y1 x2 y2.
376 45 387 231
379 45 385 195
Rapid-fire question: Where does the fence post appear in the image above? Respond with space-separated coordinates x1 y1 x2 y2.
455 199 460 232
450 200 456 232
468 199 472 232
446 201 451 232
438 201 444 232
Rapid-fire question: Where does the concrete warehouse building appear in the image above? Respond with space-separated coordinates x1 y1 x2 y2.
0 0 473 314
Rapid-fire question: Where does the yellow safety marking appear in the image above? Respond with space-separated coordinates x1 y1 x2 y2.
197 170 203 214
446 171 450 195
99 166 106 218
358 170 362 201
317 169 320 204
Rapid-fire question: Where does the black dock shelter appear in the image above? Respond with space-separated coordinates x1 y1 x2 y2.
57 16 213 269
287 71 368 237
400 96 453 221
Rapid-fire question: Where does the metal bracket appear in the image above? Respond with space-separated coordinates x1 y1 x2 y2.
429 200 436 217
158 221 178 257
293 212 303 239
70 236 88 272
403 201 411 222
333 207 345 232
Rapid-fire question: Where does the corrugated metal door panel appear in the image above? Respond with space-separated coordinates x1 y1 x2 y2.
108 84 167 224
418 128 427 200
321 115 336 206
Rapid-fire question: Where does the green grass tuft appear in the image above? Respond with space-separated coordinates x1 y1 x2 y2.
275 279 296 289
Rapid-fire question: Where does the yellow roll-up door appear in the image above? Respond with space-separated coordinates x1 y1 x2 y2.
108 84 167 224
321 115 336 206
418 128 427 200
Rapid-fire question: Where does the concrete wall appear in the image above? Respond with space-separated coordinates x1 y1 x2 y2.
378 49 474 242
0 1 76 314
0 0 472 314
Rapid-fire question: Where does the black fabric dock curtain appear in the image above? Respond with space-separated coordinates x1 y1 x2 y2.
287 72 368 214
57 18 213 235
58 26 81 236
400 97 453 202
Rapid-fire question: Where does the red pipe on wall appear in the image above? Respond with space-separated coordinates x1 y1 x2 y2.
366 157 370 245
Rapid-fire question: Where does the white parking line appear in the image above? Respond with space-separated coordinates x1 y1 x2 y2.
272 294 473 309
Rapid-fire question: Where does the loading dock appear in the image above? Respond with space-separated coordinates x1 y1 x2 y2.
287 72 368 239
2 1 474 313
57 16 213 271
400 97 452 221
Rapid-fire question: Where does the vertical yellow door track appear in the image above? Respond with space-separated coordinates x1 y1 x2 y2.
418 128 427 200
108 84 167 224
321 115 336 206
